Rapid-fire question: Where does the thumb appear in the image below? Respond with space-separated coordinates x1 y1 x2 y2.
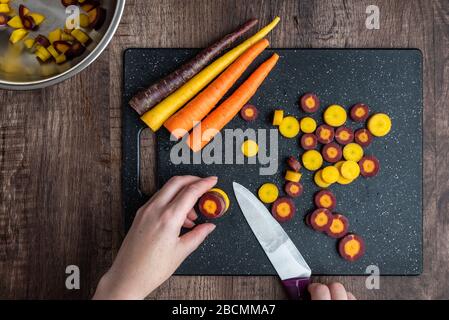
179 223 216 256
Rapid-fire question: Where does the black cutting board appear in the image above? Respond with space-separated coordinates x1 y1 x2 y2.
122 48 423 275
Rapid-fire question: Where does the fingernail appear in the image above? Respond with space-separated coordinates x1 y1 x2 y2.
208 176 218 181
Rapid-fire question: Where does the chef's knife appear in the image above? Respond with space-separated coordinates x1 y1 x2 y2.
233 182 312 300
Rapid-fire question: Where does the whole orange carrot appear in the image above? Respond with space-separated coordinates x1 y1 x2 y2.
187 53 279 152
164 39 270 139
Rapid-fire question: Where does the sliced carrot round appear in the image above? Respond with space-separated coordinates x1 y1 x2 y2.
359 155 380 177
198 191 227 219
300 117 317 133
334 161 354 185
324 104 347 127
284 182 303 197
315 124 334 144
314 170 332 188
350 103 370 122
335 127 354 145
314 190 337 210
367 113 392 137
340 160 360 180
240 104 258 121
300 133 318 150
258 183 279 204
210 188 230 210
326 214 349 238
285 170 302 183
273 109 284 126
339 234 365 261
310 208 333 231
354 128 373 147
321 166 340 184
343 143 364 162
302 150 323 171
300 93 320 113
279 116 300 138
241 140 259 157
271 197 295 222
322 142 342 163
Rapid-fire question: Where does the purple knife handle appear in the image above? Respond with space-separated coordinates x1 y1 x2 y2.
281 277 311 300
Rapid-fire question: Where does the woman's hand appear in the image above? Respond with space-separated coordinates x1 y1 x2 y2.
93 175 218 300
308 282 356 300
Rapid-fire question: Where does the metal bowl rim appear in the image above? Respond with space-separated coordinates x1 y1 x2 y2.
0 0 126 90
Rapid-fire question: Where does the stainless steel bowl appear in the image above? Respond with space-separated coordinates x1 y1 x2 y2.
0 0 125 90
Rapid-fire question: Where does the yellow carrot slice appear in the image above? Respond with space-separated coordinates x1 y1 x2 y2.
141 17 281 131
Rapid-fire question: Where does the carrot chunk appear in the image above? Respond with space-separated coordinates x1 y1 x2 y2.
286 156 302 172
285 170 302 183
273 109 284 126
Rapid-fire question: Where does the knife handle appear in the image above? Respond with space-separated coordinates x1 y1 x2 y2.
281 277 311 300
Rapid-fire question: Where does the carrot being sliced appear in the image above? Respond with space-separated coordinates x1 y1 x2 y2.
164 39 270 139
141 17 281 132
187 53 279 152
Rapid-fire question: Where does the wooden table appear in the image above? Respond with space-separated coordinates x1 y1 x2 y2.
0 0 447 299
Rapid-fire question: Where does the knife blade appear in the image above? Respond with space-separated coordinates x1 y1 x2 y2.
233 181 312 299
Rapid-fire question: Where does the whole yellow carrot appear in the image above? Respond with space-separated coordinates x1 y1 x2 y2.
141 17 281 131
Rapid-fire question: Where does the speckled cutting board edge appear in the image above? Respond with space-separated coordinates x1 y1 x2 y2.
122 48 423 276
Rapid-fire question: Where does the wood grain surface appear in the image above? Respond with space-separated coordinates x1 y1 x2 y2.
0 0 448 299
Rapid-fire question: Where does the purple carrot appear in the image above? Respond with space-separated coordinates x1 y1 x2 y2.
129 18 258 115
